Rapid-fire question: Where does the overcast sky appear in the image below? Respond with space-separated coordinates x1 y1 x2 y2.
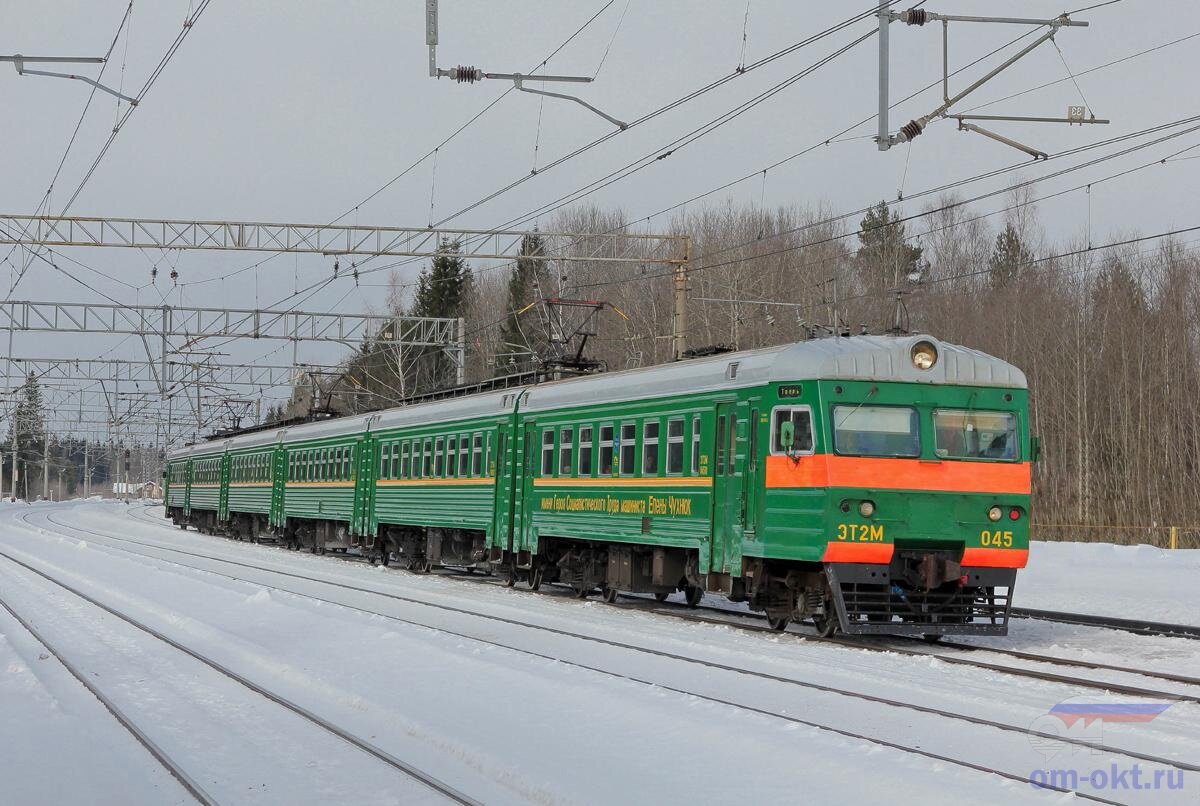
3 1 1197 430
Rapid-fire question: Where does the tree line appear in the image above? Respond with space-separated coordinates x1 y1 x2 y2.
269 191 1200 543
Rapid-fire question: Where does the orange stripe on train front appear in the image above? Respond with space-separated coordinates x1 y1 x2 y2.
961 547 1029 568
821 542 895 563
764 454 1031 495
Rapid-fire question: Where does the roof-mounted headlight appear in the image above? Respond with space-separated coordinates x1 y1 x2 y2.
911 340 938 370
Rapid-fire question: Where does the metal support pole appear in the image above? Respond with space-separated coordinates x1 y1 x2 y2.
455 317 466 386
42 436 48 500
877 3 892 150
672 236 691 361
84 440 89 498
11 427 18 502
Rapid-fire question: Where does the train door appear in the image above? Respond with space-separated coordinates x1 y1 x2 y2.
352 436 375 538
743 399 762 541
711 401 746 574
218 452 231 522
491 426 516 554
270 447 287 529
184 459 193 517
515 421 538 553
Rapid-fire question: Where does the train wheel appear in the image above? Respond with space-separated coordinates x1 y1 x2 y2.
573 582 591 599
767 614 790 631
653 591 670 603
812 613 837 638
922 634 943 644
601 586 618 603
528 565 543 591
684 585 703 608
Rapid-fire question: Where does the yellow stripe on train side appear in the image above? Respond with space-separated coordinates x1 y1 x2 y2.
376 478 496 487
284 481 357 488
229 483 272 488
533 477 712 488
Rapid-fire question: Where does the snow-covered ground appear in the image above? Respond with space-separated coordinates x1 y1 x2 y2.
1018 540 1200 624
0 499 1195 805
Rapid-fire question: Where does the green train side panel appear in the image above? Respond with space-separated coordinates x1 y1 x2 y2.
270 447 287 527
512 389 726 572
279 434 359 525
371 415 508 538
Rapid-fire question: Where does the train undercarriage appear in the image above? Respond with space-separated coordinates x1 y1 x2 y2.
167 508 1012 636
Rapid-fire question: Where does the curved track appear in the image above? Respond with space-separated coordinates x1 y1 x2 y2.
19 506 1197 799
0 537 480 806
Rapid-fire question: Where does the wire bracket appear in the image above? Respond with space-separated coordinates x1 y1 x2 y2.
874 7 1104 157
424 1 625 129
2 55 138 105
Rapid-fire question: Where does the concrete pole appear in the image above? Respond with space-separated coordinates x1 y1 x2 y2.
83 440 89 498
42 436 48 500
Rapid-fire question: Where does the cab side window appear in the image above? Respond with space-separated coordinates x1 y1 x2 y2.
771 407 814 454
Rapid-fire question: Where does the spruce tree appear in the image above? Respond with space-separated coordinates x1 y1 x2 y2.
8 374 46 499
988 222 1034 289
496 232 549 375
856 201 924 292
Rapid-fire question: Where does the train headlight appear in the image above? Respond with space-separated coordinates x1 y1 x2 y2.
858 500 875 518
911 340 938 370
987 506 1003 522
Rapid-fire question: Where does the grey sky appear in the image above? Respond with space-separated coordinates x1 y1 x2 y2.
3 1 1197 424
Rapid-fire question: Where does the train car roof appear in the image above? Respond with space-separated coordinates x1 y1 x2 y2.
167 335 1024 460
168 386 517 460
520 334 1026 413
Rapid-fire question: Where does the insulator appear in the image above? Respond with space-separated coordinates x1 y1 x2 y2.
902 9 928 26
150 267 157 280
900 119 924 141
169 268 178 282
452 65 481 83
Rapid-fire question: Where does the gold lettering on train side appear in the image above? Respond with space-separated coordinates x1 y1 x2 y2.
535 491 695 517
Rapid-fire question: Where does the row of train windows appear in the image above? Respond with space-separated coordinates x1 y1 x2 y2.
378 432 491 480
193 459 221 484
168 465 186 484
288 446 354 482
231 453 271 482
539 416 703 478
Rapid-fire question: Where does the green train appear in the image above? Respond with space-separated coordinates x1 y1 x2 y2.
164 334 1034 636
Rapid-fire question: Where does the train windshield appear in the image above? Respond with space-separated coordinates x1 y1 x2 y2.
832 405 919 457
934 410 1018 461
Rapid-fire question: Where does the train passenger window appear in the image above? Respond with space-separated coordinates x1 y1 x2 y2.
715 416 727 476
643 421 660 475
472 434 483 476
770 407 814 455
619 423 636 476
599 424 614 475
435 438 445 477
559 427 573 476
578 426 593 476
833 405 919 458
691 415 702 475
345 448 353 480
459 436 469 477
541 429 555 476
423 439 432 477
447 437 457 477
933 410 1017 461
398 443 408 478
666 418 684 474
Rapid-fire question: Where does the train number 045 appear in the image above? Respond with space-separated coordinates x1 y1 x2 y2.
836 523 884 542
980 530 1014 547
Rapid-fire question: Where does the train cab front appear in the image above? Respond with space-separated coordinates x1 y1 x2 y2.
815 386 1032 637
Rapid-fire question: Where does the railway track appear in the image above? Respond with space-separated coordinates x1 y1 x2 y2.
1012 607 1200 640
0 536 480 806
16 507 1197 800
0 587 217 805
127 504 1200 690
